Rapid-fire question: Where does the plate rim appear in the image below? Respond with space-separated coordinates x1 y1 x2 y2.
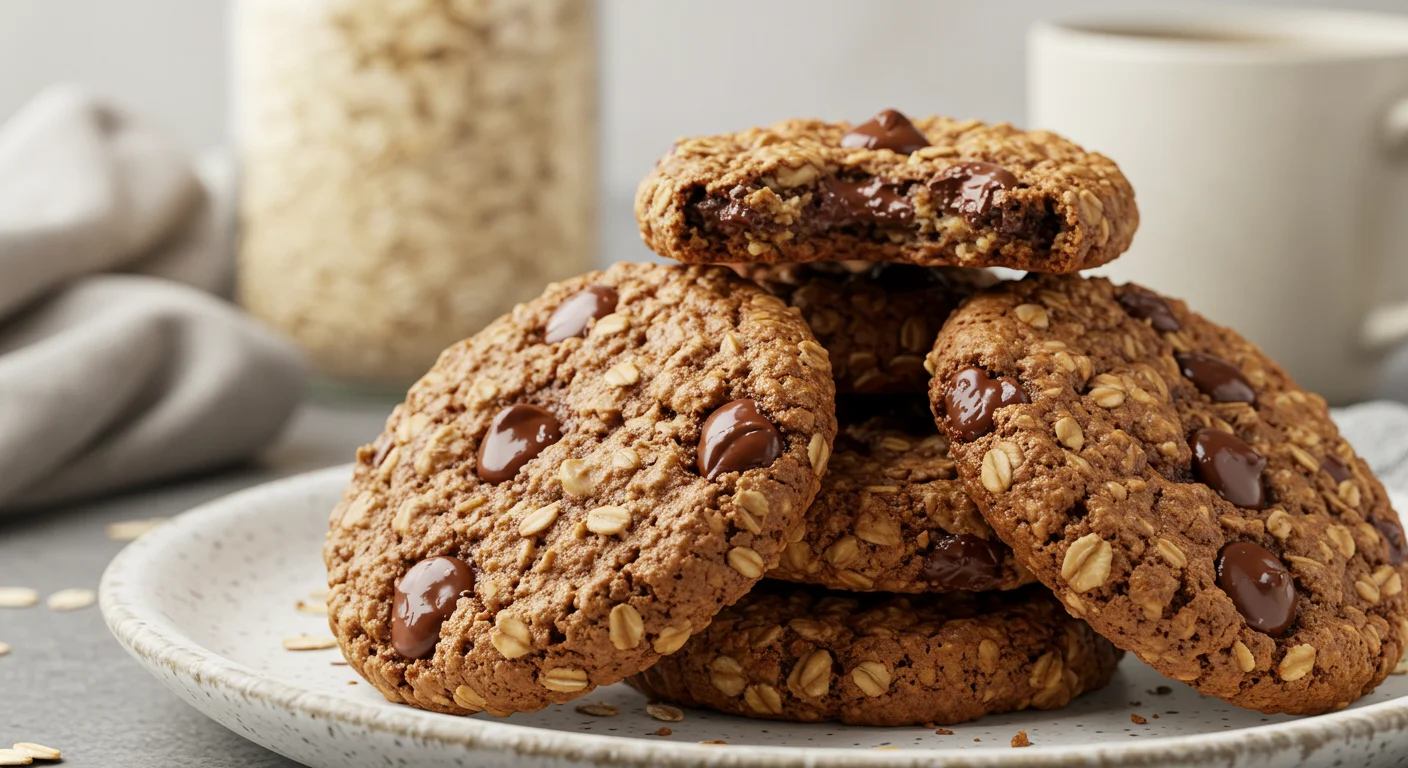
99 465 1408 767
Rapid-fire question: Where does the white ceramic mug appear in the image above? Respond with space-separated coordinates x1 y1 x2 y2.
1029 8 1408 404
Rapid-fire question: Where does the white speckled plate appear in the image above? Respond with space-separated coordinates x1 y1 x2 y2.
101 466 1408 767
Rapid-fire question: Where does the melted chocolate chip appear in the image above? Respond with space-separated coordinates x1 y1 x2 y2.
1320 453 1352 484
392 556 475 659
689 186 771 236
545 286 618 343
814 177 915 228
930 162 1018 218
1216 542 1296 637
476 404 562 483
698 399 783 480
943 366 1029 442
1117 289 1181 332
840 109 930 154
1191 429 1267 509
1175 352 1255 404
921 534 1005 591
1374 516 1407 566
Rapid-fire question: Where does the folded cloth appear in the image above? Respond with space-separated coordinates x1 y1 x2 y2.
0 86 306 511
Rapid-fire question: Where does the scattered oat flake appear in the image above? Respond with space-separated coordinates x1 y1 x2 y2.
13 743 60 761
655 727 672 737
282 635 337 651
1011 730 1031 748
106 517 168 541
575 702 619 717
310 587 330 600
0 587 38 608
330 661 349 666
699 740 727 745
1131 713 1147 725
646 703 684 722
0 748 31 765
46 588 96 611
296 600 328 615
0 642 10 657
934 728 954 735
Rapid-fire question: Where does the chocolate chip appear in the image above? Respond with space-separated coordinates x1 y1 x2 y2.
814 177 915 228
392 556 475 659
698 399 783 480
1175 352 1255 404
839 109 930 154
1216 542 1296 637
1374 516 1406 566
476 404 562 483
1117 289 1181 332
1320 453 1352 484
545 286 618 343
943 366 1029 442
929 162 1018 218
1191 429 1267 509
921 534 1005 591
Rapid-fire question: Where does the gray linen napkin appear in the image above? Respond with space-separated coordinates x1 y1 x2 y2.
0 86 306 510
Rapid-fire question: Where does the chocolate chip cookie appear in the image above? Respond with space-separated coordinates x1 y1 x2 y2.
324 263 838 715
636 109 1137 273
768 396 1033 593
628 584 1122 726
732 262 993 393
927 274 1408 714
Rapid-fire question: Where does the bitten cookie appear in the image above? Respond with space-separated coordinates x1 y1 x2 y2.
324 263 838 715
768 396 1033 593
733 262 992 393
636 109 1136 273
628 585 1121 726
927 274 1408 714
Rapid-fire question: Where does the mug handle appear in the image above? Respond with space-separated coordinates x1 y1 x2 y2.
1364 99 1408 350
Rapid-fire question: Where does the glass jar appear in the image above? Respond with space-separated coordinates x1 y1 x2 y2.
233 0 597 384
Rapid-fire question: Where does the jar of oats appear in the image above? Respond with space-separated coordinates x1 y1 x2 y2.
233 0 596 384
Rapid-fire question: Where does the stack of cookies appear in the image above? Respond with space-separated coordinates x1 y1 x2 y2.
324 109 1408 728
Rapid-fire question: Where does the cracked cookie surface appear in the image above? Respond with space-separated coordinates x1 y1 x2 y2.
628 584 1121 726
636 110 1136 273
927 274 1408 714
324 263 837 714
733 262 992 394
768 395 1033 593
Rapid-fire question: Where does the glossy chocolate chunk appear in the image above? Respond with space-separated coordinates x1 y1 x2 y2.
1176 352 1255 404
392 556 475 659
1320 453 1353 484
840 109 930 154
698 399 783 480
1192 429 1267 509
545 286 618 343
943 366 1029 442
814 177 915 228
1374 516 1407 566
1117 289 1181 332
921 534 1005 591
930 161 1018 218
476 404 562 483
1216 542 1296 637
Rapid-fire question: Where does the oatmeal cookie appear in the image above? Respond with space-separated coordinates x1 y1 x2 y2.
628 584 1121 726
927 274 1408 714
324 263 837 714
732 261 993 393
769 396 1033 592
637 109 1136 273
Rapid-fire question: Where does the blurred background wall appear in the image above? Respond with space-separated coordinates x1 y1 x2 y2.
0 0 1402 251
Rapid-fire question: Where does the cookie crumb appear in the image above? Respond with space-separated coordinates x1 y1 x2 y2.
106 517 168 541
973 738 981 743
699 740 727 745
296 600 329 615
646 703 684 722
574 702 620 717
1010 731 1031 748
0 587 38 609
934 728 954 735
655 727 672 737
13 742 61 761
1150 685 1173 695
1131 713 1147 725
1128 700 1142 707
1152 713 1160 719
330 661 349 666
347 680 358 685
282 635 338 651
46 588 96 612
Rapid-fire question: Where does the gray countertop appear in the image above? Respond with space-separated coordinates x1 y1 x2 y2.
0 400 391 767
